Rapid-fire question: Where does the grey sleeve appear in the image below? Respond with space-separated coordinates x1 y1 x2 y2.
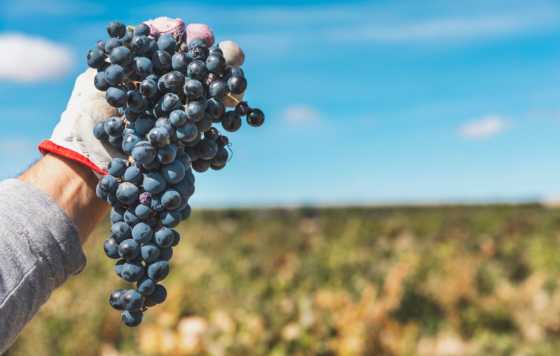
0 179 86 353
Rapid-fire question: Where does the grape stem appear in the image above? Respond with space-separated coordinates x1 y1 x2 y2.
225 93 241 105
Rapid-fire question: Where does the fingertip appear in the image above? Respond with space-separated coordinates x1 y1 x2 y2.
219 40 245 67
186 23 214 47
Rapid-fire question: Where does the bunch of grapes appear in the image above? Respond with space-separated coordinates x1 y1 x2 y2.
88 20 264 327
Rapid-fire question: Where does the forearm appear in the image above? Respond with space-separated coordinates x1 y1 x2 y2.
0 171 90 352
19 154 109 243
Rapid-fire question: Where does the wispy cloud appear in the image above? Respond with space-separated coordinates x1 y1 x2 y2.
0 33 74 82
329 13 559 43
282 106 321 126
459 115 509 139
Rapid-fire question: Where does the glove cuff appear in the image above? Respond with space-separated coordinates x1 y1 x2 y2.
38 140 108 176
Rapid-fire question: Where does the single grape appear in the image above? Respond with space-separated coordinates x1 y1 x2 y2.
171 229 181 246
247 108 265 127
135 203 153 220
132 222 154 243
106 87 127 107
110 207 125 223
192 159 210 173
186 60 207 81
107 21 127 38
134 23 151 37
235 101 251 116
118 239 140 260
161 160 186 184
179 203 192 220
157 144 177 164
144 284 167 306
161 189 183 210
206 54 225 75
172 52 191 72
173 175 195 198
212 146 229 168
227 75 247 94
120 261 145 282
196 138 219 160
160 93 181 114
108 158 128 177
208 80 226 99
122 310 143 327
132 141 157 165
141 243 161 264
159 71 184 94
139 78 158 98
123 165 142 184
110 46 131 66
111 221 132 241
186 100 206 121
142 172 168 194
176 123 199 143
108 135 123 149
87 48 106 69
159 247 173 261
105 64 125 86
169 110 187 128
94 71 110 91
109 289 127 310
161 210 182 227
99 175 118 193
152 50 172 73
206 98 225 119
137 277 156 295
221 111 242 132
105 38 123 54
148 127 171 148
104 238 120 259
133 57 153 79
124 108 140 122
132 115 156 136
154 227 175 248
123 289 144 310
122 134 142 155
183 79 204 99
93 121 108 140
147 260 170 281
157 34 177 54
124 210 141 225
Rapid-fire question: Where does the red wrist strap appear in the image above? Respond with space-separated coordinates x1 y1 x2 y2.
38 140 108 176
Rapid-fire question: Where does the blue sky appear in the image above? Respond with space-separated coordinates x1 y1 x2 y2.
1 0 560 206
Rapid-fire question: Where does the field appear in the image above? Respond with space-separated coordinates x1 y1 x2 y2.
7 205 560 356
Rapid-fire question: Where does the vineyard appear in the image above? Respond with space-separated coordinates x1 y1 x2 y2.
8 205 560 356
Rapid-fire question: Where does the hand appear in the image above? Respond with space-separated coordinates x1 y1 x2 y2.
39 17 246 177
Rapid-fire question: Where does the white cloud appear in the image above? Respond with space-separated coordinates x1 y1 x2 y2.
459 115 508 139
282 106 321 125
0 33 74 82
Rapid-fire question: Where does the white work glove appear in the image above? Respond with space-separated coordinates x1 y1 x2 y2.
39 68 120 176
39 18 246 177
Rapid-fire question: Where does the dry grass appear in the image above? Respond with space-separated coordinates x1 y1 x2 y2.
7 205 560 356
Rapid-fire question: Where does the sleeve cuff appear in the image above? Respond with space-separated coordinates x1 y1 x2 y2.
38 140 108 176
